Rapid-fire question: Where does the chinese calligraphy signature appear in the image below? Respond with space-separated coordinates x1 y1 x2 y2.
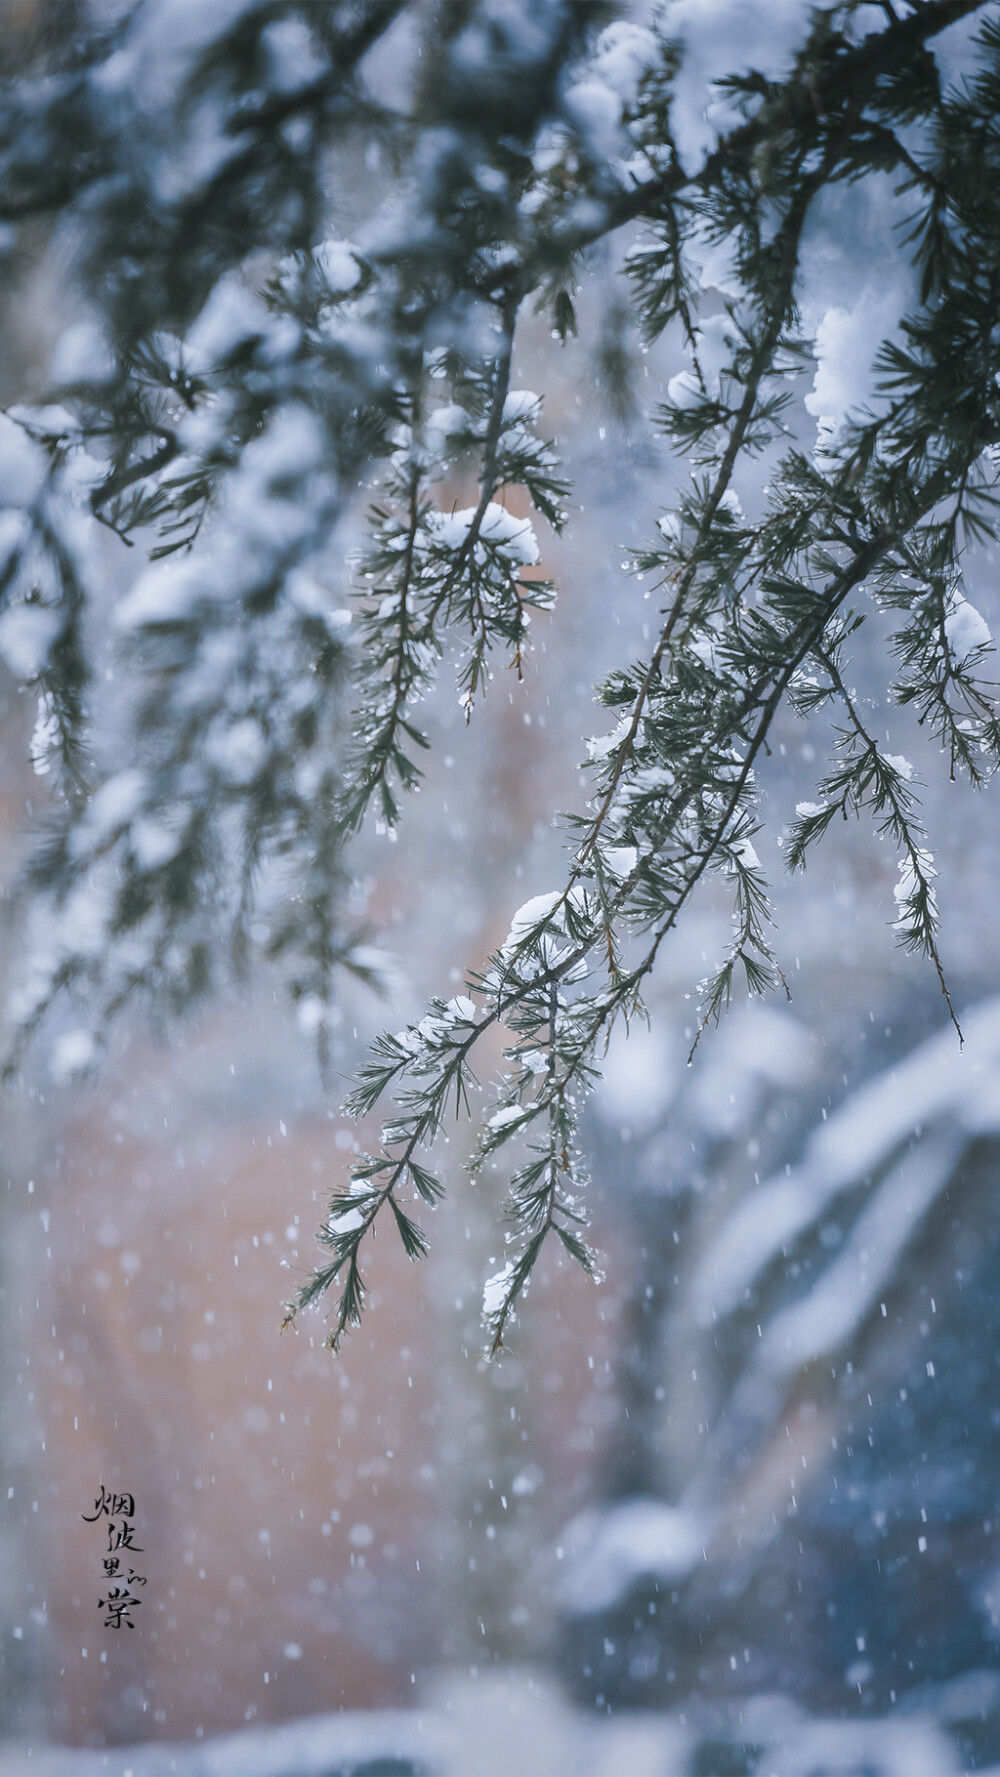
81 1485 147 1630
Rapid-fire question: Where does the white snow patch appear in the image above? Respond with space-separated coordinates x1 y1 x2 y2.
661 0 813 172
51 321 116 388
131 818 183 872
117 557 205 630
487 1105 527 1133
798 173 920 444
695 312 741 388
51 1028 98 1084
587 716 631 762
504 891 562 947
429 502 539 567
206 718 267 786
0 603 63 679
893 848 936 923
945 590 992 662
313 238 362 292
426 403 472 440
558 1498 708 1613
237 403 323 486
730 836 760 871
0 412 47 507
186 276 267 372
502 390 540 422
603 845 637 879
589 21 658 107
260 16 325 94
329 1205 366 1235
482 1261 515 1319
564 77 624 161
296 994 330 1037
666 368 703 410
80 770 146 845
30 693 59 775
0 509 30 576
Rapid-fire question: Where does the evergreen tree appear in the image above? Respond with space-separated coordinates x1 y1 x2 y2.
0 0 997 1351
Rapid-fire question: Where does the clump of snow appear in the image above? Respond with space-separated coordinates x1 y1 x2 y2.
685 221 742 297
313 237 362 292
496 885 588 982
206 717 267 786
51 320 116 387
504 890 563 948
519 1049 549 1077
502 390 540 422
111 0 263 105
428 502 539 568
131 817 183 872
589 21 658 107
695 312 741 388
30 693 59 775
945 589 992 662
176 400 231 459
391 995 478 1060
0 603 63 679
296 994 330 1037
329 1203 366 1235
882 753 914 781
51 1027 98 1084
235 403 323 487
564 77 624 162
426 403 472 440
221 405 326 568
0 412 47 507
893 848 936 927
795 800 827 819
558 1498 707 1613
78 770 146 846
602 845 637 879
487 1105 527 1133
729 836 760 871
587 716 631 763
661 0 813 171
666 368 702 410
185 275 267 372
117 556 205 630
798 172 919 445
0 509 30 576
482 1261 515 1319
806 291 908 440
260 15 325 95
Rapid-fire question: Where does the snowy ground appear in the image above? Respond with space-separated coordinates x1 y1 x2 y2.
2 1671 994 1777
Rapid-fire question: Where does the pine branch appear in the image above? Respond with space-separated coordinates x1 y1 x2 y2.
816 644 962 1039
